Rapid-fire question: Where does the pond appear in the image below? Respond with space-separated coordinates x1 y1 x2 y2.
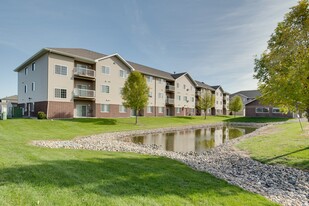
127 125 257 153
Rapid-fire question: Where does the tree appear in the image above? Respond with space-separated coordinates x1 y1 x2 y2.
197 91 215 119
122 71 149 124
229 96 243 117
254 0 309 121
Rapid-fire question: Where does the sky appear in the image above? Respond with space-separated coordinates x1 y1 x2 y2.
0 0 299 98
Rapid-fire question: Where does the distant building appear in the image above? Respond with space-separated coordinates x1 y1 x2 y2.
0 95 18 118
230 90 261 116
231 90 294 118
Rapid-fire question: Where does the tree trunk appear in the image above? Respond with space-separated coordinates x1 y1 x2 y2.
306 107 309 122
135 114 138 125
204 112 207 120
234 111 236 118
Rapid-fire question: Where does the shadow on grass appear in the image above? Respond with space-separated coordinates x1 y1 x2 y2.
223 117 290 123
172 116 194 120
0 156 257 199
60 118 117 125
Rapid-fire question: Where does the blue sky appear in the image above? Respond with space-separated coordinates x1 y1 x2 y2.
0 0 298 98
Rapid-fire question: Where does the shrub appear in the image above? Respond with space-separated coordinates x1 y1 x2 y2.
37 111 47 119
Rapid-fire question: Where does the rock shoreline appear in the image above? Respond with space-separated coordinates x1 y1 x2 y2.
32 123 309 206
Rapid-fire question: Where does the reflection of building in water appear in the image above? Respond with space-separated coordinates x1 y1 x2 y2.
143 133 166 149
173 130 195 152
214 126 223 147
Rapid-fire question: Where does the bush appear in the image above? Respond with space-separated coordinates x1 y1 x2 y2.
37 111 47 119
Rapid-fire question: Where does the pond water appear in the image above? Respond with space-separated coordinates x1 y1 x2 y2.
128 125 257 153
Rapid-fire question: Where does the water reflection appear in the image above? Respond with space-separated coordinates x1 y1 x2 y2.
130 126 256 153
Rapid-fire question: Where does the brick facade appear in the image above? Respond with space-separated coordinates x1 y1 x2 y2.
48 101 74 119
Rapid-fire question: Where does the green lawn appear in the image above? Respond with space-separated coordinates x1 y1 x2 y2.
0 116 278 205
236 122 309 170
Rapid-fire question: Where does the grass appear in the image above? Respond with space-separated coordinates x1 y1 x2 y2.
0 116 279 205
236 122 309 171
223 116 290 123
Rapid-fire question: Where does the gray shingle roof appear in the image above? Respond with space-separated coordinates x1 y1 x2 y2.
47 48 107 60
127 61 174 81
171 72 186 79
231 90 261 98
195 80 215 91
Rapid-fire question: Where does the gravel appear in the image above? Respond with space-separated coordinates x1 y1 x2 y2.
32 123 309 206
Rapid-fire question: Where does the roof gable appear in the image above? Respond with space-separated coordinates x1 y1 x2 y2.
172 72 198 86
96 53 135 71
195 80 215 91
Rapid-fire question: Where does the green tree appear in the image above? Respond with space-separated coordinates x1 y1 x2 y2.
254 0 309 121
229 96 243 117
197 91 215 119
122 71 149 124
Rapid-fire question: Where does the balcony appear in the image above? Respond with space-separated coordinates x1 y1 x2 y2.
74 67 95 79
166 98 175 105
166 85 175 92
74 88 95 99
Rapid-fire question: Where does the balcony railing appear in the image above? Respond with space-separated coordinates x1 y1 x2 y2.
166 98 175 105
166 85 175 92
74 88 95 98
74 67 95 78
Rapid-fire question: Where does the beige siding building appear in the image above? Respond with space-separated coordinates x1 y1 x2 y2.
15 47 228 118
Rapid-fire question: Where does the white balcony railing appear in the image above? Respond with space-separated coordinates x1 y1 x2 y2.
166 85 175 92
74 67 95 78
166 98 175 105
74 88 96 98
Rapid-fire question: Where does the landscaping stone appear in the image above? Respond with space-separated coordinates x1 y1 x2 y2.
32 123 309 206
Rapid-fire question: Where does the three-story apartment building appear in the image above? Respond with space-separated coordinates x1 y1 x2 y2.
15 48 198 118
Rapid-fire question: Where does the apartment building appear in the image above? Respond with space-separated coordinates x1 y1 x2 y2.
14 48 197 118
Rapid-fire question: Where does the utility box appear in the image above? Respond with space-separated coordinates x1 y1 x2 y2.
1 112 7 120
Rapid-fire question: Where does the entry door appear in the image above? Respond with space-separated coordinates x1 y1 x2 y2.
77 105 87 117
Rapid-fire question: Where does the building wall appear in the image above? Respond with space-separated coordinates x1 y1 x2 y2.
214 88 224 115
245 100 293 118
174 75 196 113
145 75 166 116
95 104 131 118
48 53 75 102
95 56 132 106
18 53 49 104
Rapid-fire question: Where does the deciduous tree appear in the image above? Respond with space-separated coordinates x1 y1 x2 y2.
254 0 309 121
197 91 215 119
122 71 149 124
229 96 243 117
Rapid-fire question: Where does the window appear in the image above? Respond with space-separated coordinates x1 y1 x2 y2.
101 85 110 93
256 107 269 113
102 66 110 74
148 92 152 97
147 106 153 113
119 69 127 78
25 67 29 75
119 105 127 113
176 108 181 113
158 93 164 99
272 108 281 113
191 97 194 102
183 84 186 89
55 88 67 98
55 65 67 75
32 82 35 91
146 76 153 83
158 78 164 84
183 96 188 102
190 86 193 91
30 102 35 112
119 87 123 95
176 83 179 88
216 101 218 104
177 95 181 101
101 104 110 113
24 85 27 93
220 101 222 105
159 107 164 113
31 62 35 71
